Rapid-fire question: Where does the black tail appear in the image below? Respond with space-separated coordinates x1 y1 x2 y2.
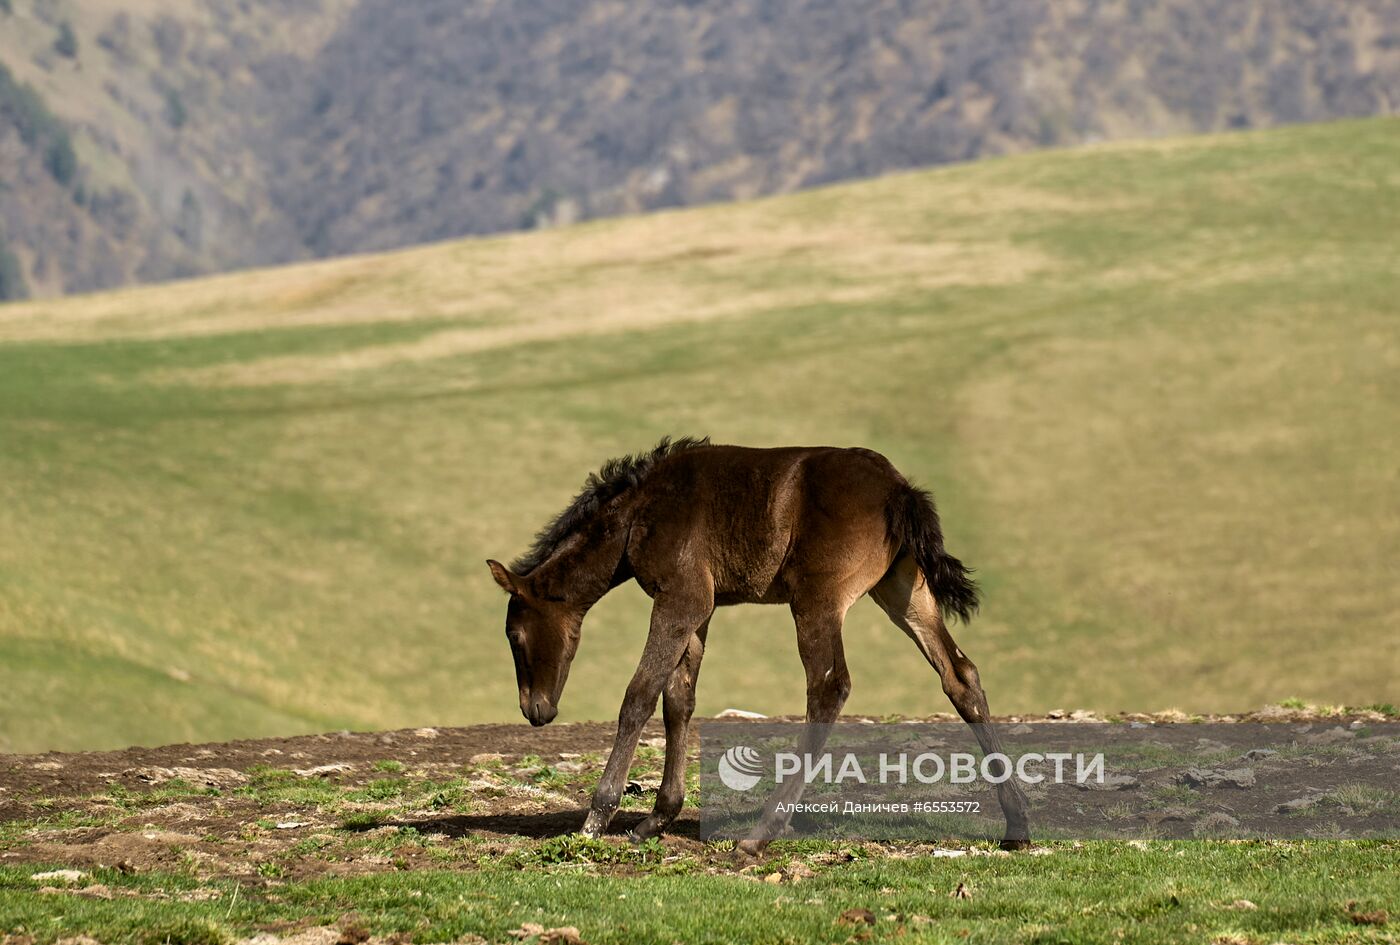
887 484 980 624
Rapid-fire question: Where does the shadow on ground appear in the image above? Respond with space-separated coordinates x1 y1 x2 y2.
351 810 701 840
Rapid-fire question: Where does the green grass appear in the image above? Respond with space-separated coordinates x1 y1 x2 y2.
1 750 1393 942
2 842 1396 944
1 118 1399 752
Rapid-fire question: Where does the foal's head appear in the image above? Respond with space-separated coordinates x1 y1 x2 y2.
486 559 582 726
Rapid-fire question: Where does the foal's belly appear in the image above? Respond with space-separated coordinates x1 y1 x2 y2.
713 586 791 607
707 537 795 605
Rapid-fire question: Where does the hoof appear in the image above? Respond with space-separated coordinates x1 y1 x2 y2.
1000 835 1033 851
736 838 767 859
628 816 668 843
730 846 760 868
580 810 610 838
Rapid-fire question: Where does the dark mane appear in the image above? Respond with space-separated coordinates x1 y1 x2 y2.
511 436 711 574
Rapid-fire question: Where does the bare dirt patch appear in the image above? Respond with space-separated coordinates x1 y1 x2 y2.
1 710 1389 883
2 720 677 883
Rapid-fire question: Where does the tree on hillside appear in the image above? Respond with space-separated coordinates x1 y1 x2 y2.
1 64 82 189
54 22 79 59
0 238 27 301
163 88 188 130
45 136 78 187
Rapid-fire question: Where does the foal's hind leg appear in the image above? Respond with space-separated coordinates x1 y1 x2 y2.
871 555 1031 850
582 584 713 838
630 621 709 841
737 598 852 856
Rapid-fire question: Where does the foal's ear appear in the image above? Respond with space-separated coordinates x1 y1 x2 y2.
486 559 520 596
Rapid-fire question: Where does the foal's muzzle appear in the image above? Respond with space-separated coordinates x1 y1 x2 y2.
524 696 557 727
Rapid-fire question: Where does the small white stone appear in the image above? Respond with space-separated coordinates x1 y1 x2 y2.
292 763 353 777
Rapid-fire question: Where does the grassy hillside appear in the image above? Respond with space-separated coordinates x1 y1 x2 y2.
1 118 1397 753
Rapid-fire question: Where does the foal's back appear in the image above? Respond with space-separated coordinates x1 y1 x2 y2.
626 444 903 605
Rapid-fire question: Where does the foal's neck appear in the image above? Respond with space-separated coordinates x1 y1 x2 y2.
528 504 631 611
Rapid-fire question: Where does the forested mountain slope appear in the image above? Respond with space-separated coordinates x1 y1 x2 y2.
2 0 1397 298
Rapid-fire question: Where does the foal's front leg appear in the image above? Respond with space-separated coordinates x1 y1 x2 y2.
630 621 709 841
582 590 713 838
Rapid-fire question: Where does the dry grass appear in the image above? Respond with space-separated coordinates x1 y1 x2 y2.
0 183 1055 346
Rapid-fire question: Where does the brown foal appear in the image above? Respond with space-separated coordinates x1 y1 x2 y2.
486 437 1030 852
